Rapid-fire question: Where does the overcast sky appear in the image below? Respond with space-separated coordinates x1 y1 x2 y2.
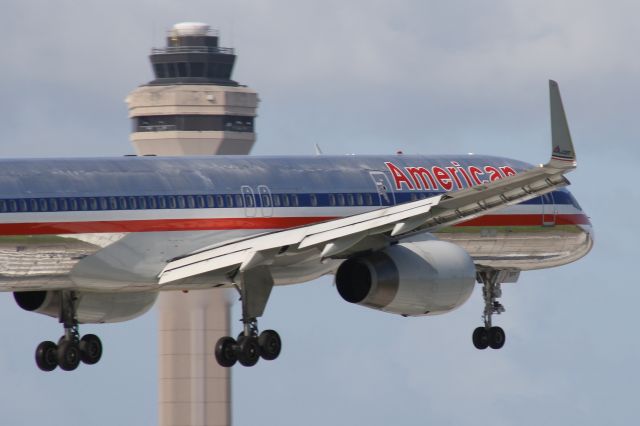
0 1 637 425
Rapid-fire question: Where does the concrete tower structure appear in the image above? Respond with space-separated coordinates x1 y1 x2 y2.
126 22 258 426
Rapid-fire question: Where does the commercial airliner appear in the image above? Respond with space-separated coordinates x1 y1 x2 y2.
1 81 592 371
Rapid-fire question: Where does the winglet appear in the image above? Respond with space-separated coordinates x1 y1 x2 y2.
548 80 577 169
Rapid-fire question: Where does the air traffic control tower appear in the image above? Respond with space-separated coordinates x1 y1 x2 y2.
126 22 259 426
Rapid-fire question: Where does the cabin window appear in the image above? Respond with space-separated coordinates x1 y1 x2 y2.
9 200 17 212
127 197 137 210
147 196 157 209
205 195 214 208
356 194 364 206
273 194 281 207
282 194 290 207
262 194 272 207
216 195 224 207
235 194 244 207
69 199 78 211
244 194 254 208
347 194 355 206
365 194 373 206
0 200 6 213
196 196 205 208
158 196 167 209
88 198 98 210
329 194 336 206
30 199 38 212
167 196 177 209
310 194 317 207
59 199 68 211
291 194 299 207
226 195 234 208
337 194 345 206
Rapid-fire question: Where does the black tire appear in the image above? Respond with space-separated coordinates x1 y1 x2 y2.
258 330 282 361
237 336 260 367
472 327 489 350
489 326 506 349
57 340 81 371
80 334 103 365
35 341 58 372
214 336 237 367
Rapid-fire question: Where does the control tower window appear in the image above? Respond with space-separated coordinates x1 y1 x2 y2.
177 62 188 77
190 62 205 77
167 63 177 78
153 64 167 78
134 115 253 133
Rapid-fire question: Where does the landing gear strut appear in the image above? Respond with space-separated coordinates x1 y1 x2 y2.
214 266 282 367
473 270 506 350
34 291 103 372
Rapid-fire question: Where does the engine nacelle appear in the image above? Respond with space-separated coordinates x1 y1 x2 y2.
335 240 475 316
14 290 157 323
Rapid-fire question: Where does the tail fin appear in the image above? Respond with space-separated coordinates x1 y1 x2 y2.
548 80 577 169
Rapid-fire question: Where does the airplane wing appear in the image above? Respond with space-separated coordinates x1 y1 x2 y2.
159 80 577 285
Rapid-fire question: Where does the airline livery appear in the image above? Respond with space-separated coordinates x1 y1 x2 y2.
1 81 592 371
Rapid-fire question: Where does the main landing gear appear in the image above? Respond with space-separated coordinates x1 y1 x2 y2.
215 266 282 368
34 291 103 372
472 270 506 350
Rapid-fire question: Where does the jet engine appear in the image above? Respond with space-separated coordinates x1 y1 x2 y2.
335 239 475 316
14 290 157 323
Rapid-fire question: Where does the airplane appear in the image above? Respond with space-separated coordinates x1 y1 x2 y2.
0 81 592 371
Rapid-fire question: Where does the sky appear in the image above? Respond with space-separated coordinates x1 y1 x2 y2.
0 0 637 424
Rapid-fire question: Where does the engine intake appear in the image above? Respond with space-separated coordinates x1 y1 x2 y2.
336 239 475 316
14 290 157 323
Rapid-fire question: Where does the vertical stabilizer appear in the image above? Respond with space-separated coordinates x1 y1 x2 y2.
548 80 577 169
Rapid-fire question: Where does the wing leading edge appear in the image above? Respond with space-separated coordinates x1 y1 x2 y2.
159 80 577 285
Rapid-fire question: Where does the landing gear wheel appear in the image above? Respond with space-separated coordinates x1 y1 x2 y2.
215 336 238 367
472 327 489 350
258 330 282 361
35 341 58 372
80 334 103 365
489 326 506 349
237 336 260 367
57 340 81 371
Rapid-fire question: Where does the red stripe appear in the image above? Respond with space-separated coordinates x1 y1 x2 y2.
0 214 590 236
459 214 590 227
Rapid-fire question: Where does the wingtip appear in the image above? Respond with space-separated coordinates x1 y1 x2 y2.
548 80 577 169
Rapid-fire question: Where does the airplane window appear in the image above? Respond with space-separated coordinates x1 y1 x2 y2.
291 194 299 207
263 194 272 207
0 200 6 213
128 197 137 210
186 196 195 209
158 196 167 209
347 194 355 206
282 194 290 207
70 199 78 211
30 199 39 212
196 196 206 208
98 198 108 210
39 199 48 212
148 196 157 209
118 197 127 210
310 194 317 207
365 194 373 206
216 195 224 207
107 197 116 210
49 199 58 212
168 196 177 209
205 195 214 208
79 198 88 210
273 194 281 207
236 194 244 207
177 196 186 209
226 195 234 207
337 194 345 206
244 194 253 207
329 194 336 206
9 200 17 212
138 197 147 209
89 198 98 210
59 199 68 211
